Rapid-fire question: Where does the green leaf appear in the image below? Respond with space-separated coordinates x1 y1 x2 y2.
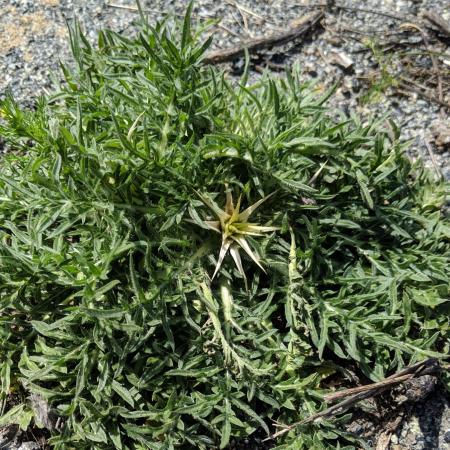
220 398 232 449
80 307 126 319
112 380 135 408
181 1 194 50
356 169 374 209
230 397 269 435
93 280 121 300
165 366 222 378
0 404 25 426
408 288 448 308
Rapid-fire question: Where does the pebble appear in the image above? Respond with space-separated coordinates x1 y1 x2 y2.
18 443 40 450
444 430 450 443
393 390 450 449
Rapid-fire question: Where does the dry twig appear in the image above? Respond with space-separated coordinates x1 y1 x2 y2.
105 2 215 18
226 0 265 22
324 359 438 402
264 359 441 442
202 11 324 64
423 11 450 37
399 23 444 111
105 3 241 37
424 139 443 179
334 4 405 21
291 2 406 21
397 80 450 109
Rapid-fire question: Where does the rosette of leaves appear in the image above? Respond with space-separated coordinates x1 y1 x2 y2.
189 188 278 286
0 2 448 450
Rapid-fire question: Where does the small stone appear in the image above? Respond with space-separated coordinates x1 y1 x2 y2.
328 51 354 70
18 443 40 450
444 430 450 443
430 120 450 153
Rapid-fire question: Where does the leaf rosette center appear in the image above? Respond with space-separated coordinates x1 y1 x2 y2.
190 188 279 286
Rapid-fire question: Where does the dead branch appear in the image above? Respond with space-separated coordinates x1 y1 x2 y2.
202 11 324 64
324 358 438 402
423 11 450 37
105 2 216 19
264 358 441 442
397 79 450 109
291 3 406 21
324 373 413 402
399 23 444 110
334 4 406 21
424 139 443 179
226 0 266 23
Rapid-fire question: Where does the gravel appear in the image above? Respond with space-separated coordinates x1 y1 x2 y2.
391 387 450 450
0 0 449 449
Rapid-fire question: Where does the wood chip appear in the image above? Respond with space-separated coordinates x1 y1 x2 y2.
327 51 354 69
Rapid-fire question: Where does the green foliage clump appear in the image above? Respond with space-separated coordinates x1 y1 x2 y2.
0 6 449 449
